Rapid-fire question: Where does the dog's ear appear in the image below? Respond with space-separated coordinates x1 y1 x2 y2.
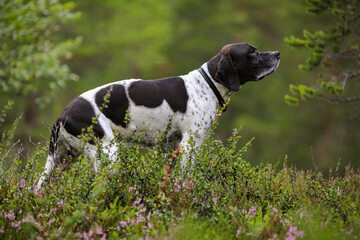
215 51 240 92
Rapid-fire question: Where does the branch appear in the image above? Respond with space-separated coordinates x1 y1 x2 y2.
346 70 360 79
324 96 360 104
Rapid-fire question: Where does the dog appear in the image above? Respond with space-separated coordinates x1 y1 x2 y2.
37 43 280 187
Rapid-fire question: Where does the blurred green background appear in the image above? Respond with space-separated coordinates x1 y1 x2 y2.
2 0 359 172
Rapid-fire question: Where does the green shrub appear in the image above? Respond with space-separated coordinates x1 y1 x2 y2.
0 106 359 239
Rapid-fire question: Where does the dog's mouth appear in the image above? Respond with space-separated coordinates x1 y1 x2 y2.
256 53 280 80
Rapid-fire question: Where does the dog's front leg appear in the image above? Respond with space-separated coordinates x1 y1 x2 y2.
177 130 206 169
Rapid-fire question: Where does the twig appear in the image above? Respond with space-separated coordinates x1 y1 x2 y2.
158 147 181 197
324 96 360 104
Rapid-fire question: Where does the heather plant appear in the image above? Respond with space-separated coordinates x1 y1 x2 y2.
0 106 359 239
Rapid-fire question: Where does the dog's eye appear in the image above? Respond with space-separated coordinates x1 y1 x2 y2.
249 48 256 54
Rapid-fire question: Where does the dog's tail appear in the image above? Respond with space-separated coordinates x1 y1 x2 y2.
37 121 60 188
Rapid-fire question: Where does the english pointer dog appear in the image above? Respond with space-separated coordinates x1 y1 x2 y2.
38 43 280 187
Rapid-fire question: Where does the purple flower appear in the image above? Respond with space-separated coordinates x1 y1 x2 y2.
241 209 247 215
47 218 55 226
248 206 257 218
287 225 304 238
272 207 278 214
5 210 15 221
136 215 146 223
193 198 199 204
138 206 146 213
285 236 295 240
133 198 141 207
128 185 137 192
11 221 20 229
236 228 242 238
147 212 151 221
213 197 218 205
95 226 103 235
57 201 65 208
119 221 128 228
83 232 89 240
20 179 26 189
32 186 39 196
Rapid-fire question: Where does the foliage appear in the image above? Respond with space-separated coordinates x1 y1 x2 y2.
284 0 360 105
0 107 359 239
0 0 81 106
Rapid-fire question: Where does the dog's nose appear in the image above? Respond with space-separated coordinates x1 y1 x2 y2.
274 51 280 58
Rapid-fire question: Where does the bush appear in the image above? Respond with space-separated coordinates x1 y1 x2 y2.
0 106 359 239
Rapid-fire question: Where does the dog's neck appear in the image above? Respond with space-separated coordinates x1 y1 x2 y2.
201 56 235 102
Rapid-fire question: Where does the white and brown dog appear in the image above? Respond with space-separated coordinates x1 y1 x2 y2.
38 43 280 187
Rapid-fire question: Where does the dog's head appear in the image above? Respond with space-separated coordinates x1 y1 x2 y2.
208 43 280 92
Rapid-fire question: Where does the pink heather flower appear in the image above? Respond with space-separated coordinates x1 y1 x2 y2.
47 218 55 226
20 179 26 189
44 232 48 237
272 207 278 214
73 233 82 238
249 206 257 218
18 209 22 214
193 198 199 204
83 232 89 240
213 197 218 205
147 212 151 221
95 226 103 235
136 215 146 223
148 222 153 229
11 221 20 229
100 234 106 240
287 225 304 238
57 201 65 207
133 198 141 207
236 229 241 238
229 211 234 216
128 185 137 192
5 210 16 221
139 206 146 213
32 187 39 196
119 221 128 228
285 236 295 240
241 209 247 215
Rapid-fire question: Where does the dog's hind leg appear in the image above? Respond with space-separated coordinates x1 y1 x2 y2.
37 154 55 188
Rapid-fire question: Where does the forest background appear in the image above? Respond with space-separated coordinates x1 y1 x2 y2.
1 0 359 173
